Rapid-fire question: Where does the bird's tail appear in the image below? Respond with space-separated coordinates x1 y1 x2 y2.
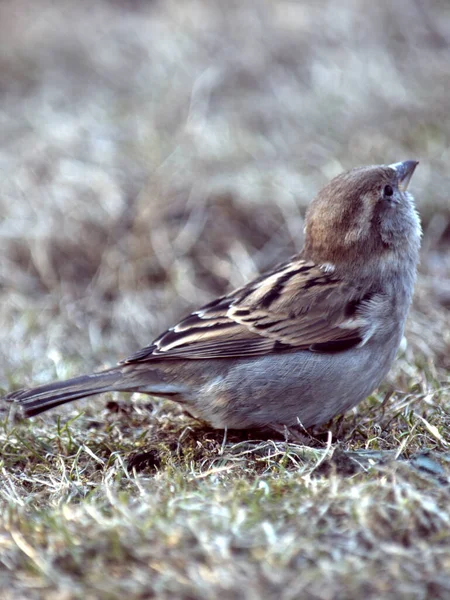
5 367 136 417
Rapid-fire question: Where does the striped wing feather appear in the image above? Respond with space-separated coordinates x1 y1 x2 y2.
124 259 371 363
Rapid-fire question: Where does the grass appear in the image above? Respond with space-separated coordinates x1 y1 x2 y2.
1 0 450 598
2 375 450 598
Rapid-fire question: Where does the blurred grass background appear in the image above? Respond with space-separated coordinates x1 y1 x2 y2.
0 1 450 598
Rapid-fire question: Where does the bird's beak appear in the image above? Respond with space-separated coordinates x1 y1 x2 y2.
389 160 419 192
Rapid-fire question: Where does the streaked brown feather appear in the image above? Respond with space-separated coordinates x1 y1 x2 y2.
124 258 375 363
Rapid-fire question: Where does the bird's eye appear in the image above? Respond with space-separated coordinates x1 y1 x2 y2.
383 184 394 198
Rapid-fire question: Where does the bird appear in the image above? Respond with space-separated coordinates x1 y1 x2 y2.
5 161 421 432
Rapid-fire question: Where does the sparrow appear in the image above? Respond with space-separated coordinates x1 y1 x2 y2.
5 161 421 432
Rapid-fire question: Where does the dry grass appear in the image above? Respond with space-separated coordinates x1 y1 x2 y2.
0 0 450 598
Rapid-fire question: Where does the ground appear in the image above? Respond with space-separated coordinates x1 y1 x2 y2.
0 1 450 598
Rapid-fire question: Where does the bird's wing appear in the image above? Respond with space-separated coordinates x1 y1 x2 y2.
123 258 380 363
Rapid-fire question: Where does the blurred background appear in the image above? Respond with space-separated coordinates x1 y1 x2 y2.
0 0 449 390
